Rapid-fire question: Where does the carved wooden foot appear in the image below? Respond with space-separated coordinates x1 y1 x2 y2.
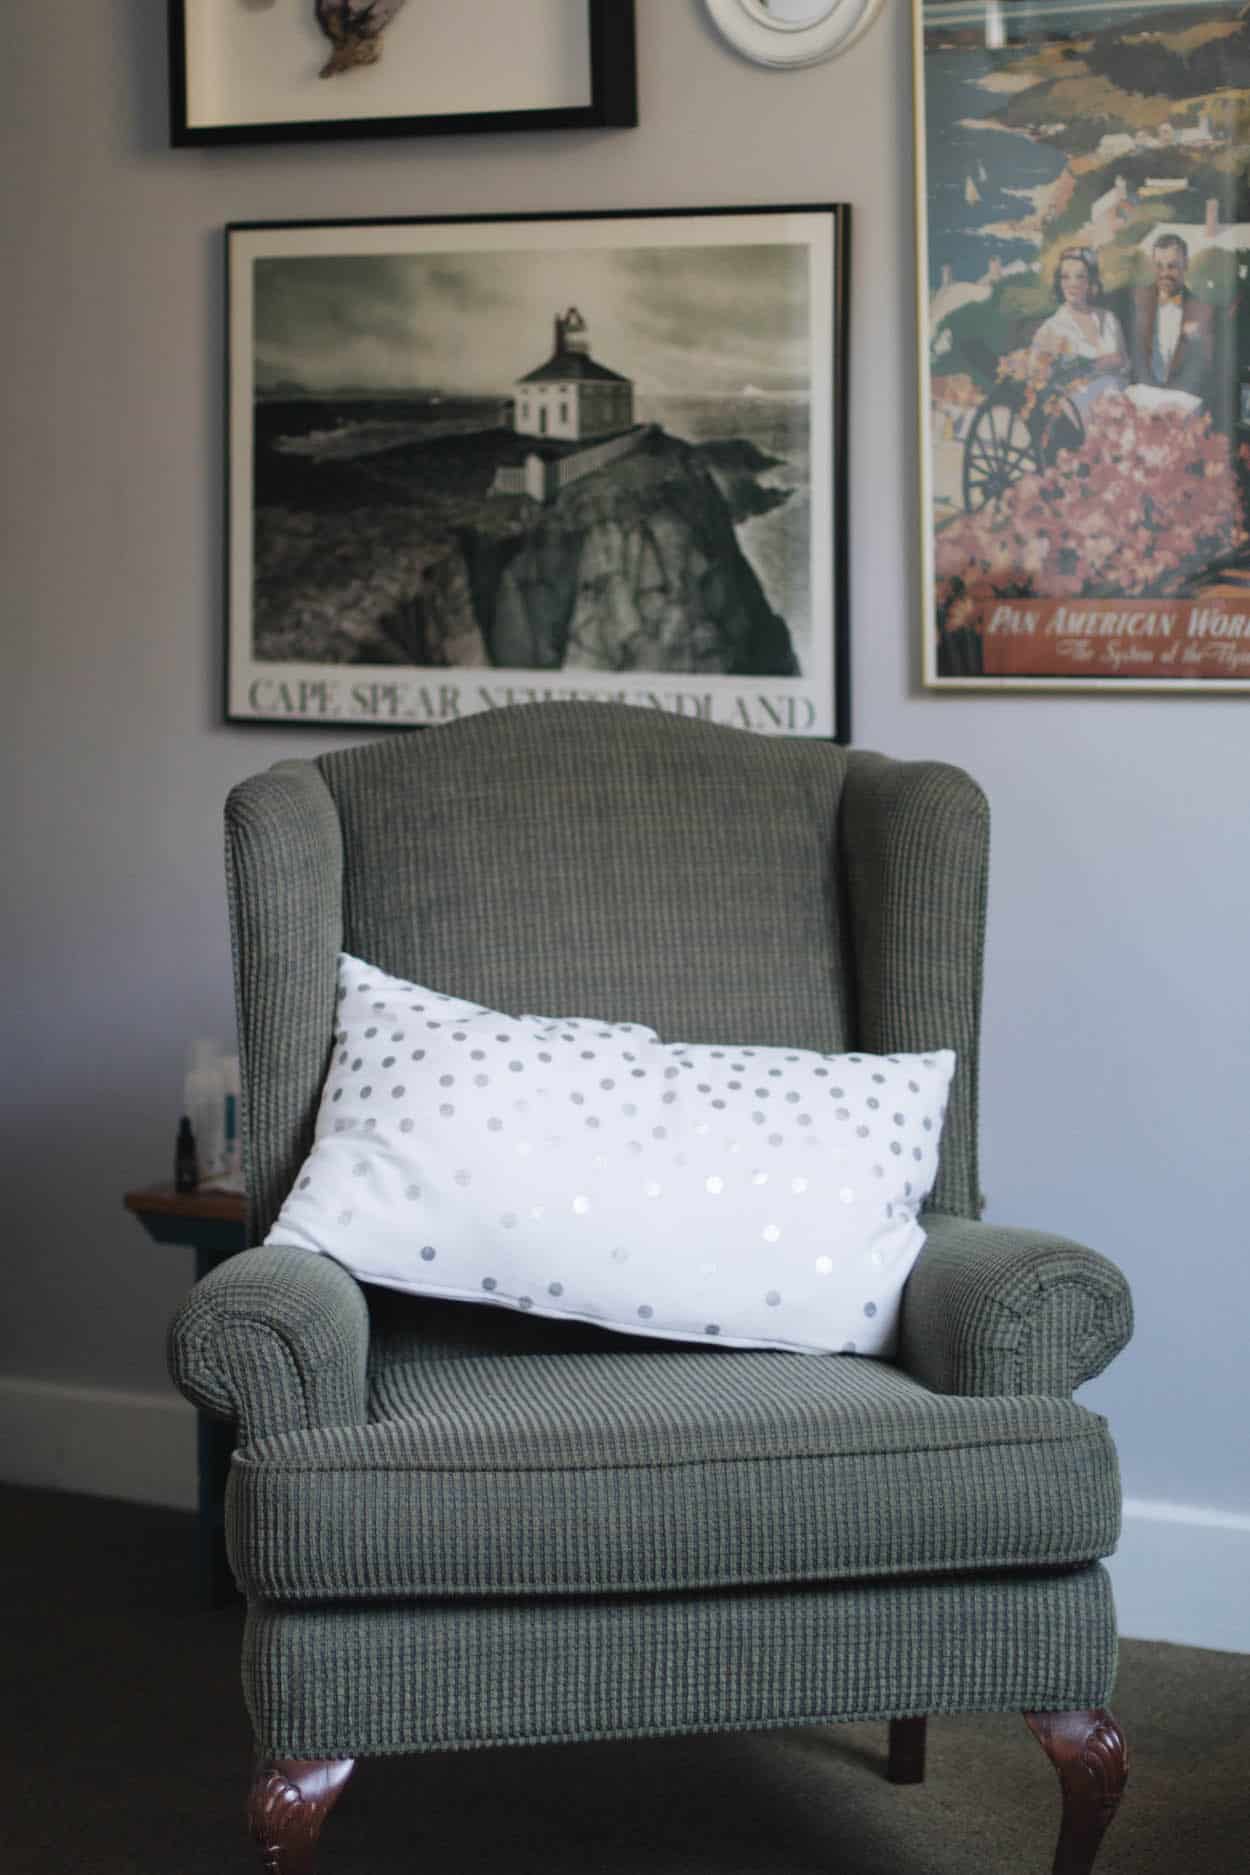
248 1757 356 1874
887 1715 927 1784
1024 1709 1128 1875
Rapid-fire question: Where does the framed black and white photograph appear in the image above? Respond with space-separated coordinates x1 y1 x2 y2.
225 207 850 739
169 1 637 146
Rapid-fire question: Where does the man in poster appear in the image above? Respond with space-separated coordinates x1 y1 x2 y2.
1129 234 1216 407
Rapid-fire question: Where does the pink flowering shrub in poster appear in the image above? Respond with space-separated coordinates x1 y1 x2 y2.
936 398 1248 636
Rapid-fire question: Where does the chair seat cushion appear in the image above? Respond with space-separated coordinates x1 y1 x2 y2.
225 1335 1121 1603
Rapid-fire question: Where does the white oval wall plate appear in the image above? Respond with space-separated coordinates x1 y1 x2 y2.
704 0 885 68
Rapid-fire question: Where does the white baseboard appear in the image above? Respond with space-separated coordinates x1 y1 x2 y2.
1104 1498 1250 1654
0 1374 197 1511
0 1379 1246 1651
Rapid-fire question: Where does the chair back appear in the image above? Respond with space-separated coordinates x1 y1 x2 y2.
226 703 984 1244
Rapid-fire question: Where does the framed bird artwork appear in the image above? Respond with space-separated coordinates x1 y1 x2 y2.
167 1 637 145
313 2 411 80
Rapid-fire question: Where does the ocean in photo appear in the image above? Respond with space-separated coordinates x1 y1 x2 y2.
639 393 813 671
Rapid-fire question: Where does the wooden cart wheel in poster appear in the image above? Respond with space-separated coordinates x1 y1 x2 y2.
962 389 1041 511
962 382 1087 512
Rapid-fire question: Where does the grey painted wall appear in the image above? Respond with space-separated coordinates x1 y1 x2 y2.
4 1 1247 1520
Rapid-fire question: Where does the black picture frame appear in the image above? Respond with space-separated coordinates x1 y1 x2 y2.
224 205 850 742
168 1 637 147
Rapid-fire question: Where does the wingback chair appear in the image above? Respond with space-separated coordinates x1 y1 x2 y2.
168 701 1133 1873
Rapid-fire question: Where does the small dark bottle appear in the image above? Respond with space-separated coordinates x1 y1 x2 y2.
175 1115 199 1193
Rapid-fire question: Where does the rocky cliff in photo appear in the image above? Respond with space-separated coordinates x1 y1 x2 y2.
251 417 799 677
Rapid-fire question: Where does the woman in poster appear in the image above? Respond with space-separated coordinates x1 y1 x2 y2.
1029 247 1130 415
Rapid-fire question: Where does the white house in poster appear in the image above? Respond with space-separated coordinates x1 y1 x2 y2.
513 309 634 441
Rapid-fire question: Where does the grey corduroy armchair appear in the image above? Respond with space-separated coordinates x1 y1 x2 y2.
168 701 1132 1873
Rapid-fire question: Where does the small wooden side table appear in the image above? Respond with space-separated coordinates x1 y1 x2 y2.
124 1183 248 1607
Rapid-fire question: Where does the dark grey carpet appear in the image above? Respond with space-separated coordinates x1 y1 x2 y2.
3 1485 1247 1873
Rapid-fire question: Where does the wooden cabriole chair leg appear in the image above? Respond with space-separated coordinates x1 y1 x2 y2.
1024 1709 1128 1875
887 1715 927 1783
248 1758 356 1874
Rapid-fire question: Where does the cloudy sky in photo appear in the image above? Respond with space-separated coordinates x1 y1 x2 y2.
252 241 813 397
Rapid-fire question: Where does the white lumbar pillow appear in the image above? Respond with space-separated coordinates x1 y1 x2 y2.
266 955 956 1355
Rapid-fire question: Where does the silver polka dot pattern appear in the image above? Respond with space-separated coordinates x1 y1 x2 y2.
271 960 956 1358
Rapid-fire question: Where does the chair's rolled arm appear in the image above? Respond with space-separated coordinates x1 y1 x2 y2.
897 1213 1133 1398
167 1245 370 1446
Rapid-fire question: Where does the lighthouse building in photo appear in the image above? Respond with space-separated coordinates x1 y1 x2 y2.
513 308 634 442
